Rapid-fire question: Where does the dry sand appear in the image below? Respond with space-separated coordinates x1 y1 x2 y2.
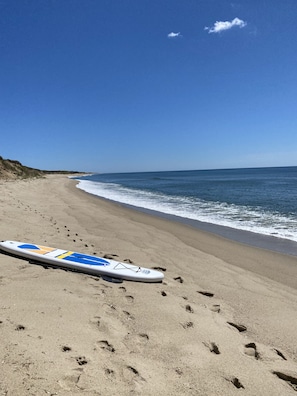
1 175 297 395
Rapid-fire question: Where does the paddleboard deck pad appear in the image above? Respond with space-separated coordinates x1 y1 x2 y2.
0 240 164 283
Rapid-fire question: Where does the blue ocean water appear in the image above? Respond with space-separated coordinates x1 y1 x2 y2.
74 167 297 251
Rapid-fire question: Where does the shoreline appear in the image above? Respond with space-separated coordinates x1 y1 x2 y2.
75 178 297 257
1 175 297 395
72 180 297 290
104 199 297 257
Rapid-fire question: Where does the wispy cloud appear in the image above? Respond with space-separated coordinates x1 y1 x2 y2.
205 17 247 34
167 32 182 38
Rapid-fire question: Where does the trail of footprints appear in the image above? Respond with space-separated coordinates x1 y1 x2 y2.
13 200 141 271
58 281 147 390
167 275 297 392
14 202 148 386
5 196 148 389
7 196 297 392
7 196 101 258
57 272 297 393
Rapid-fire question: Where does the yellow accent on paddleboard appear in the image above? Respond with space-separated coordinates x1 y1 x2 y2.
57 251 74 259
28 245 56 255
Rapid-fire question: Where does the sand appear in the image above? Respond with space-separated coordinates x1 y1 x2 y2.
1 175 297 395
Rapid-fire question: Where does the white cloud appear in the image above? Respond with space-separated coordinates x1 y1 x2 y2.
205 17 247 34
167 32 182 38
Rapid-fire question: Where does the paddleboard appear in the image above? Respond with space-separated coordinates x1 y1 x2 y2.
0 240 164 283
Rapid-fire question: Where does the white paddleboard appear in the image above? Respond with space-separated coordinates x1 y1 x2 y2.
0 240 164 283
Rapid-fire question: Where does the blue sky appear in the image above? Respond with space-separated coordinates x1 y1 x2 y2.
1 0 296 173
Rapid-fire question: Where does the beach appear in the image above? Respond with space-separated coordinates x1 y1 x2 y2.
1 175 297 395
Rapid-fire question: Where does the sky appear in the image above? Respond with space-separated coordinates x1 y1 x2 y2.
1 0 297 173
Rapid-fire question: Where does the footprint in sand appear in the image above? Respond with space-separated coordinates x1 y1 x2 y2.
76 356 88 366
181 321 194 329
273 348 287 360
244 342 260 359
175 367 183 376
272 371 297 391
127 366 139 375
185 304 194 313
226 377 245 389
125 295 134 303
61 346 72 352
124 333 149 351
210 342 220 354
103 253 119 259
98 340 115 353
59 374 80 391
210 304 221 313
138 333 149 341
174 276 184 283
104 368 115 376
227 322 247 332
103 303 117 315
123 310 135 320
124 365 146 382
152 266 167 272
15 324 25 331
92 316 101 328
197 291 214 297
204 341 220 355
92 288 107 298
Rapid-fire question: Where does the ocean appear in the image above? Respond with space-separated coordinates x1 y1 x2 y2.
74 167 297 256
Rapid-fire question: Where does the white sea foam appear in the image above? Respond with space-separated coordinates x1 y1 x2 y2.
76 180 297 243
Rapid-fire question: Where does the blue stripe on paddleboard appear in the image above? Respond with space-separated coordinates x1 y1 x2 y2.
62 252 110 266
19 244 40 250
